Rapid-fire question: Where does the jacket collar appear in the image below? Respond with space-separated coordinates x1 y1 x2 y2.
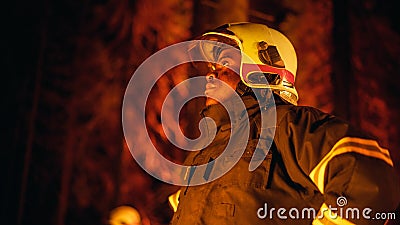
200 95 260 128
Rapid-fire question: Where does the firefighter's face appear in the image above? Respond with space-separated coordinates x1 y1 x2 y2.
204 48 241 106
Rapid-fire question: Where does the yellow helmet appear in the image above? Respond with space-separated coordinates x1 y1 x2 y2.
109 206 141 225
196 22 298 105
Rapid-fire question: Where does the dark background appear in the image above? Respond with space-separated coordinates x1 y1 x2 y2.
3 0 400 224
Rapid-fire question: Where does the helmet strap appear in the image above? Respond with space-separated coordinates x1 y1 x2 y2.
236 81 276 110
235 81 253 97
256 89 275 111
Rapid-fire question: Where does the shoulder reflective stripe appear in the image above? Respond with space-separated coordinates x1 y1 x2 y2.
312 203 355 225
168 190 181 212
309 137 393 194
312 220 324 225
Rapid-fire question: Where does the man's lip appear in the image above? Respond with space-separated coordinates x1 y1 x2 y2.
206 83 216 89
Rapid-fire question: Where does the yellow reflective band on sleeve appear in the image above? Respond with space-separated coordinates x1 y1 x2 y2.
309 137 393 194
168 190 181 212
312 203 355 225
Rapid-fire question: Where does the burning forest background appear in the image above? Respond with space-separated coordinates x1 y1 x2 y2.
4 0 400 225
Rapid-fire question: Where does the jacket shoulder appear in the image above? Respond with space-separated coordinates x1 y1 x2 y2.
275 105 338 128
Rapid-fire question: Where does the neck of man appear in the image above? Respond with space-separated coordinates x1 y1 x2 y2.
201 95 259 127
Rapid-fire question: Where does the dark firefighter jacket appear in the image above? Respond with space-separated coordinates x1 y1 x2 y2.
169 94 400 225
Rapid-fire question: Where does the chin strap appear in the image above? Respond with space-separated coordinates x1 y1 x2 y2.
235 81 253 97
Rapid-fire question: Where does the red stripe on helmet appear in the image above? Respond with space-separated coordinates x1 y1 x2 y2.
242 63 295 84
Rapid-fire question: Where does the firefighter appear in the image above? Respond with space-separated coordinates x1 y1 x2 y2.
169 22 400 225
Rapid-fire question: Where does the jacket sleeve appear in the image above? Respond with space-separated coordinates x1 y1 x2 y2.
274 106 400 225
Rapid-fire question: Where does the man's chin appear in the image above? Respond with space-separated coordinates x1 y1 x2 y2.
205 98 219 106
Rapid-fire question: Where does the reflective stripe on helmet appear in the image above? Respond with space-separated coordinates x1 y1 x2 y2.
241 63 295 85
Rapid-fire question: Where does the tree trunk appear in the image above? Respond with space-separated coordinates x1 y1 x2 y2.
331 0 352 121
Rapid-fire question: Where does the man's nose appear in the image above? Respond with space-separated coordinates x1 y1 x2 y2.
206 72 216 82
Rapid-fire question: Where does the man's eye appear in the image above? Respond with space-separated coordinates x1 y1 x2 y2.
219 59 231 67
222 61 229 66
